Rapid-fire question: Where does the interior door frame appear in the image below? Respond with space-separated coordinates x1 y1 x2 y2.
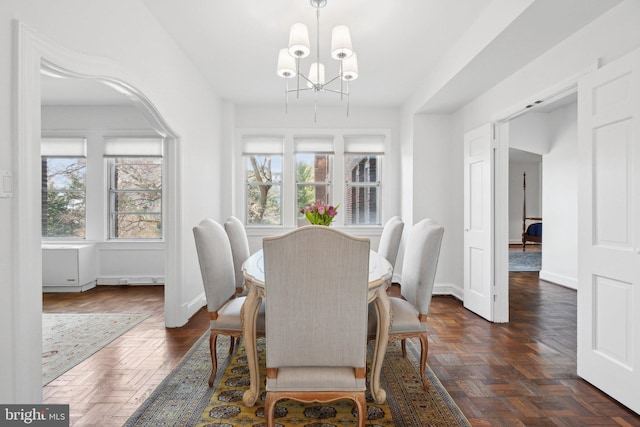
490 63 598 323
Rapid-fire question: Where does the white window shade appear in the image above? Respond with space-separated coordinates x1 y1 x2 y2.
344 135 385 154
41 137 87 157
242 136 284 155
294 136 334 154
103 137 164 157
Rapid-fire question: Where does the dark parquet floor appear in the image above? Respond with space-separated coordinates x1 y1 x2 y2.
43 274 640 426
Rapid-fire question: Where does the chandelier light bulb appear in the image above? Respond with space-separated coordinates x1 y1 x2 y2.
276 49 297 78
342 53 358 81
307 63 325 88
331 25 353 60
288 23 311 58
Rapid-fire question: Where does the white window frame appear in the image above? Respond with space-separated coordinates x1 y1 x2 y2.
235 129 389 229
295 136 335 222
343 135 385 226
344 154 383 225
242 136 284 226
104 137 164 241
41 137 88 239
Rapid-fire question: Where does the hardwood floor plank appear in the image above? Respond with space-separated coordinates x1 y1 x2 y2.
42 277 640 426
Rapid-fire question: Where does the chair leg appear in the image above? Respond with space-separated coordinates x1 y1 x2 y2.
353 392 367 427
208 332 218 387
418 334 429 391
264 392 278 427
401 338 407 358
228 335 236 356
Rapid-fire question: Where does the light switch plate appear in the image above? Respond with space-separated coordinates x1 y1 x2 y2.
0 170 13 198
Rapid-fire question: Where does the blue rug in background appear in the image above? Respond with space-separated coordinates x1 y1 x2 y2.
509 249 541 272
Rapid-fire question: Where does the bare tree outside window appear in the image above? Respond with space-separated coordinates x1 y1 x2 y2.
246 155 282 224
109 157 162 239
42 157 86 238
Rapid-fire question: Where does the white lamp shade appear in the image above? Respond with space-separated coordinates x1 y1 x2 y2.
331 25 353 60
288 23 310 58
342 53 358 81
307 63 325 88
277 49 297 78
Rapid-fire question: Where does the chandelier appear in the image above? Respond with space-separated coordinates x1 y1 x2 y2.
276 0 358 121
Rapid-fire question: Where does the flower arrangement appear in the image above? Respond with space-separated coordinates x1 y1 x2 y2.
300 199 339 226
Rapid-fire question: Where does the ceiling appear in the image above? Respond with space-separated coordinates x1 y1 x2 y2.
41 0 622 112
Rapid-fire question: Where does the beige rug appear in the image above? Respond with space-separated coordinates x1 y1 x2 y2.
42 312 149 385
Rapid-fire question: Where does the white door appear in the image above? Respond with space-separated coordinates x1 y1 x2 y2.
463 124 494 321
577 48 640 413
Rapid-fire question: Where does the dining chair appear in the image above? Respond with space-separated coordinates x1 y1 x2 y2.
263 226 370 427
369 218 444 391
377 216 404 270
193 218 265 386
224 216 250 295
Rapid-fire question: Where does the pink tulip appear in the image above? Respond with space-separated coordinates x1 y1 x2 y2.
317 204 325 215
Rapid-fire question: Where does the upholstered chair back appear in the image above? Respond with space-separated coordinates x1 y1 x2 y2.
263 226 370 369
224 216 251 291
400 218 444 315
193 218 236 312
377 216 404 269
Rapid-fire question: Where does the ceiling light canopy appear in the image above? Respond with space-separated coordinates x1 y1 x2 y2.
276 0 358 121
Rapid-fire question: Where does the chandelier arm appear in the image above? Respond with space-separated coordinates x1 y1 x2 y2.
323 88 349 95
296 72 316 86
314 90 318 123
340 60 343 101
323 75 341 86
285 87 314 94
296 58 301 99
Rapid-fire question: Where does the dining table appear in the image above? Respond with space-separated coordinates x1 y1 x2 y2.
240 247 393 407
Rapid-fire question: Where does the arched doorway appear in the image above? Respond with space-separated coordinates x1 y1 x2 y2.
14 21 181 402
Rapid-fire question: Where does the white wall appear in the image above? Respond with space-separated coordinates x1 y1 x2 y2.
509 112 550 155
540 102 578 289
2 0 221 403
435 0 640 297
410 114 460 296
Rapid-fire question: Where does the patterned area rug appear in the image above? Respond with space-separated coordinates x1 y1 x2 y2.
509 248 541 271
42 313 149 385
125 333 470 426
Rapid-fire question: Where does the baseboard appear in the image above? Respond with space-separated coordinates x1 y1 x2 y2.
186 291 207 319
539 270 577 290
97 276 164 285
433 282 464 300
43 280 96 293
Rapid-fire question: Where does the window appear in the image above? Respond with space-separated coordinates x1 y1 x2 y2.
238 132 387 227
41 138 87 238
295 137 334 217
343 136 384 225
105 138 163 239
243 137 283 225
